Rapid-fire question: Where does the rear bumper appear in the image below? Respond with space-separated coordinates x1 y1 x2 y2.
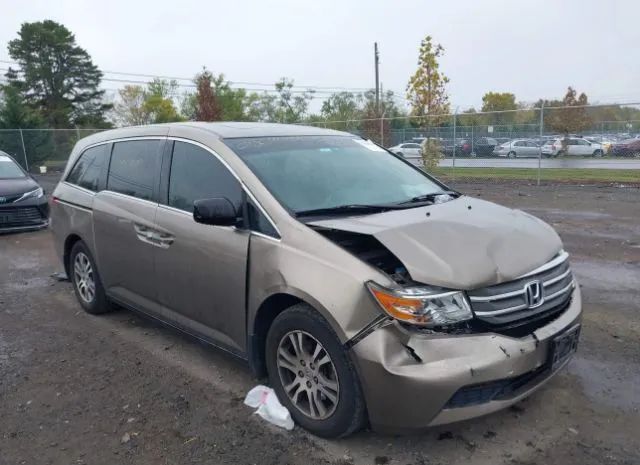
351 286 582 433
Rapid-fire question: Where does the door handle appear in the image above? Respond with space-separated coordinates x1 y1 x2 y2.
133 224 174 248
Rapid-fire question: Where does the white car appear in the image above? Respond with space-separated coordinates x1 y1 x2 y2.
388 142 422 158
541 137 604 157
493 139 541 158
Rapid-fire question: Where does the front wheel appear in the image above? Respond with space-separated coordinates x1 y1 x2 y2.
593 150 603 157
508 151 516 158
265 304 366 438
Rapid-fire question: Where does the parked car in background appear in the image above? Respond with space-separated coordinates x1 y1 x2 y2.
541 137 604 157
50 122 581 437
388 142 422 158
0 151 49 233
469 137 498 157
610 138 640 157
494 139 541 158
441 138 472 157
585 136 615 154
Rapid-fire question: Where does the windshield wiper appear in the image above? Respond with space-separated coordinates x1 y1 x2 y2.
295 204 407 218
397 191 460 205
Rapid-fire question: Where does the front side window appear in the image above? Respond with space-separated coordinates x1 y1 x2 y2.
0 154 26 179
167 141 243 213
224 136 445 215
107 140 163 201
67 144 108 191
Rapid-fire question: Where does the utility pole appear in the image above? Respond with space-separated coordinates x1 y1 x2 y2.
374 42 380 114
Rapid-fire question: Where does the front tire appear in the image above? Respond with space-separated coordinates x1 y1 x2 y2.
265 303 366 438
508 151 516 158
69 241 113 315
593 150 603 157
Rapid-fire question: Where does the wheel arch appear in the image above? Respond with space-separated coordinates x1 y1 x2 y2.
247 289 343 379
63 233 84 276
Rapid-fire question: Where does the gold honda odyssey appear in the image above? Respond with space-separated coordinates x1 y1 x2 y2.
51 123 581 437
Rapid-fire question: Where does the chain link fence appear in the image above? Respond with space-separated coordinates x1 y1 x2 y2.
0 128 103 173
1 103 639 187
305 103 640 187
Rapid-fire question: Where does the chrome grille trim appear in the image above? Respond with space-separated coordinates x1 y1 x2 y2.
518 250 569 278
468 266 572 303
544 280 576 301
467 252 574 325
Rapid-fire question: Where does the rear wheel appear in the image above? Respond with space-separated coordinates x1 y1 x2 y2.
265 303 366 438
69 241 113 315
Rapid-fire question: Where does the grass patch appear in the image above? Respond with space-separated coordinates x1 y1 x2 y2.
431 167 640 183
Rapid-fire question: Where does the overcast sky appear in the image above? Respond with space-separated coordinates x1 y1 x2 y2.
1 0 638 110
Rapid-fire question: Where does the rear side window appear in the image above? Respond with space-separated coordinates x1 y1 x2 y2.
168 141 243 213
107 140 163 201
67 144 108 191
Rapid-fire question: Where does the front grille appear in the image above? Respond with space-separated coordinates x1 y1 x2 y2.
467 252 574 331
0 207 45 228
445 363 550 408
0 193 23 204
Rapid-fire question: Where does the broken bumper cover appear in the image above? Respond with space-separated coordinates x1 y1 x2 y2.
351 285 582 433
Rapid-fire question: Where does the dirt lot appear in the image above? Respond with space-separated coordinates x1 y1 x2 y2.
1 177 639 465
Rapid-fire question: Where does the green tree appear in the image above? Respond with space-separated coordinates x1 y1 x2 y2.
481 92 517 113
0 85 52 167
113 79 183 125
248 78 314 123
113 85 148 126
542 87 591 134
481 92 517 125
406 35 450 121
5 20 110 127
319 92 361 130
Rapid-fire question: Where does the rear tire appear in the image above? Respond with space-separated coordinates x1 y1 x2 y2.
69 241 113 315
265 303 366 438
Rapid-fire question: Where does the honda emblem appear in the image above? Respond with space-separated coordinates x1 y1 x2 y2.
524 280 544 308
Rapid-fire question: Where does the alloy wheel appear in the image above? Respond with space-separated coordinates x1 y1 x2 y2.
276 330 340 420
73 252 95 304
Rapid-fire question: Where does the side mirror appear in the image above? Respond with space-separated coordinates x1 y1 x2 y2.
193 197 238 226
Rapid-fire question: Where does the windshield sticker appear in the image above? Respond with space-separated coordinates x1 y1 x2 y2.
353 139 386 152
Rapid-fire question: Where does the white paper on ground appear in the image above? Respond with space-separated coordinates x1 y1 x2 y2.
244 385 294 430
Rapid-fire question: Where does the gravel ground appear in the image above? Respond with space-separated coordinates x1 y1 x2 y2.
1 177 639 465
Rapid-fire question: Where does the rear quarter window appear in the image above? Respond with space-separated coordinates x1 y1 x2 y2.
66 144 109 191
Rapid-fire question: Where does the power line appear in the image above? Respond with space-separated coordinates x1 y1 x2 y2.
0 58 379 93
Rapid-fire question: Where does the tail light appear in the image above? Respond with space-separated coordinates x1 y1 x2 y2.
463 143 470 150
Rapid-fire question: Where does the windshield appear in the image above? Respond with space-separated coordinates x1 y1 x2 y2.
0 155 26 179
224 135 446 214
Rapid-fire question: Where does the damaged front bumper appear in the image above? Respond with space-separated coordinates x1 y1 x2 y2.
350 285 582 433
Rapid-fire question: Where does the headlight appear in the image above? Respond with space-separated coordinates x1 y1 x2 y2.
367 282 472 327
17 187 44 202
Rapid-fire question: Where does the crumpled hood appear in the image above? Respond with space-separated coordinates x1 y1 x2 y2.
308 196 562 290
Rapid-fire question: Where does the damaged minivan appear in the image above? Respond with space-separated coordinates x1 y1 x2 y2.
51 123 581 437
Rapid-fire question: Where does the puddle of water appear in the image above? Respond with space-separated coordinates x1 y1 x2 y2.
568 356 640 411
